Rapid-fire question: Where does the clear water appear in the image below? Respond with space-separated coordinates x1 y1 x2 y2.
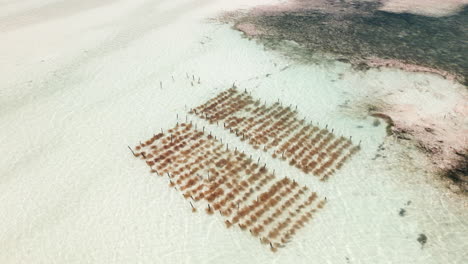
0 1 466 263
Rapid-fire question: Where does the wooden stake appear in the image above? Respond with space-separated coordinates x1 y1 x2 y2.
127 146 136 156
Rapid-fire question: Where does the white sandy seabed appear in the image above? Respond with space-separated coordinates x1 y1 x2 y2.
0 0 467 263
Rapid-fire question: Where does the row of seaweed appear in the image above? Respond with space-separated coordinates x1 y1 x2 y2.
189 88 361 180
131 122 325 251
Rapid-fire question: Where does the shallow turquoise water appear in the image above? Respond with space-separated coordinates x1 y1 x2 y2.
0 1 466 263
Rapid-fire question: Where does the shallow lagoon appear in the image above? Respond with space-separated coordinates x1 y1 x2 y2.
0 0 466 263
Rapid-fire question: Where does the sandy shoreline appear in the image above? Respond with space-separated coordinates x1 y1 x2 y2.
379 0 468 17
359 58 464 84
368 97 467 193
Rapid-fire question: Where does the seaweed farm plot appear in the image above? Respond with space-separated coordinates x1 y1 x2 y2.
189 88 360 180
131 123 326 252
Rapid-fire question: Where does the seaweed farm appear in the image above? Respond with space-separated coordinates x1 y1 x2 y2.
189 88 361 180
131 123 326 252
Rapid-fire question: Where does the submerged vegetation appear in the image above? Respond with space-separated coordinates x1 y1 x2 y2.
229 1 468 84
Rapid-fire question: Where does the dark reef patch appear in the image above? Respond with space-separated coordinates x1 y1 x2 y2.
417 233 428 248
370 112 394 136
399 208 406 217
228 0 468 85
444 150 468 193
